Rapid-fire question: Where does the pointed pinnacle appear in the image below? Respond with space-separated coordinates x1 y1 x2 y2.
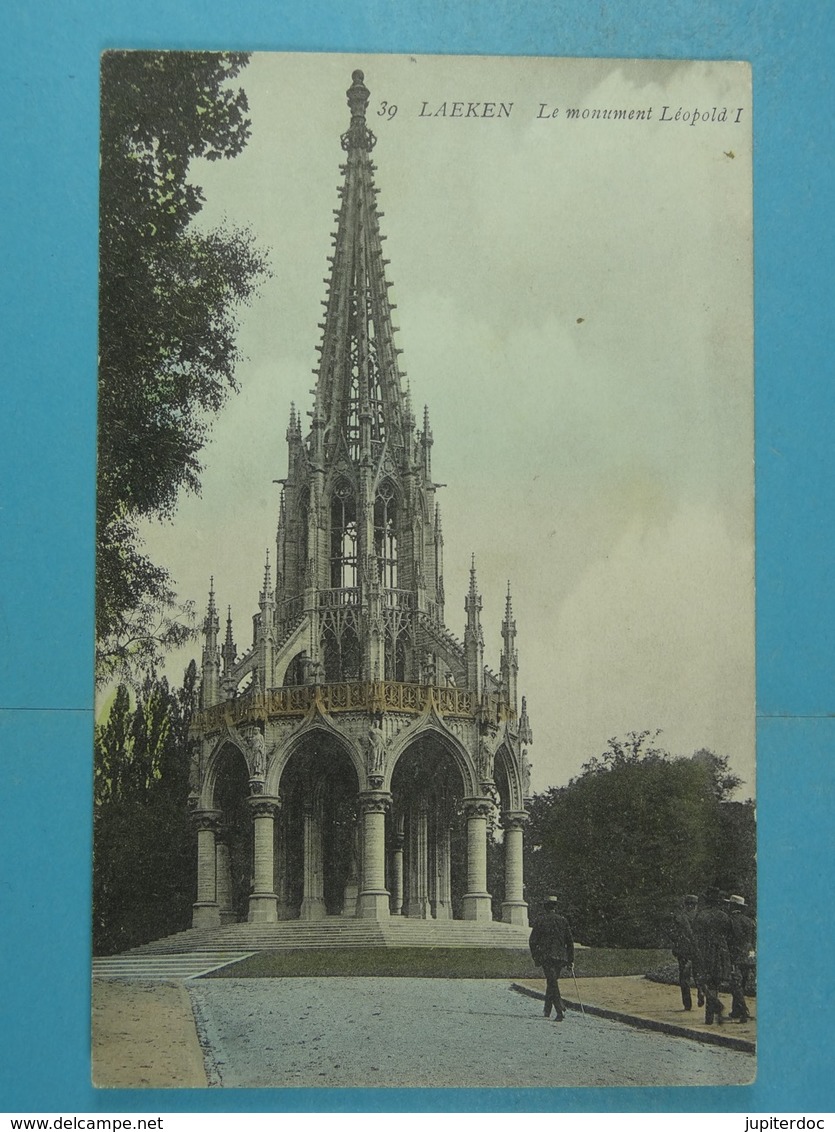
263 548 272 590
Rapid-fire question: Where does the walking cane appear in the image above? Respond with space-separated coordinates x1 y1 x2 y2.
569 964 586 1018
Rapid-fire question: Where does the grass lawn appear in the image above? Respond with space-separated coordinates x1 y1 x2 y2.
202 946 671 979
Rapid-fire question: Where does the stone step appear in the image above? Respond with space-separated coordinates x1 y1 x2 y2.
120 917 531 956
93 951 254 979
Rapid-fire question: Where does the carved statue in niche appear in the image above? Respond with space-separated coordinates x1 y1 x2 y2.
240 724 272 779
366 717 387 775
478 726 499 781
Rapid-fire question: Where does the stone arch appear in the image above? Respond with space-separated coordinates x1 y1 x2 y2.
265 718 364 797
201 734 251 810
282 650 308 687
273 727 362 918
206 740 253 923
493 742 523 813
389 730 469 920
384 716 477 796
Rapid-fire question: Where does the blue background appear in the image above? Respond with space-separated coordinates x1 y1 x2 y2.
2 0 833 1112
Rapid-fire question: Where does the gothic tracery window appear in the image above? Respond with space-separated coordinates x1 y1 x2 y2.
374 481 398 589
322 621 361 682
298 488 310 582
330 482 357 589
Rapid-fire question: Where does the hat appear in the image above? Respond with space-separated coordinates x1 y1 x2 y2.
542 895 559 905
727 894 746 908
683 894 698 904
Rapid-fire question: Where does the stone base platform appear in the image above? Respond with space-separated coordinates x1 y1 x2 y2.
121 916 532 956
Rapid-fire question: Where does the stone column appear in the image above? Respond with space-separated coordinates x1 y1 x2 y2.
391 816 405 915
274 810 291 920
462 798 493 921
434 818 452 920
247 796 280 922
192 810 222 929
342 818 360 918
357 791 391 919
215 833 235 924
410 804 431 918
299 802 327 920
501 810 529 926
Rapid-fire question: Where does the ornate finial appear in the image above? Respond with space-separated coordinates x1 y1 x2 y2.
505 580 513 613
342 70 376 152
468 554 480 598
208 576 216 612
347 69 370 118
263 548 272 591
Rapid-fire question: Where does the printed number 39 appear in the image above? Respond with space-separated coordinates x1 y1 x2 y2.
377 101 398 120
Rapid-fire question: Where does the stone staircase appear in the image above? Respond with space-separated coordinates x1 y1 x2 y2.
92 951 255 980
122 916 532 956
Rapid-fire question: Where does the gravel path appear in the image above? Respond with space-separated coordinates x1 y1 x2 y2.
188 977 755 1088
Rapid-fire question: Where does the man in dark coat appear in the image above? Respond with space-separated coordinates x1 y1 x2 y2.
529 896 575 1021
726 894 755 1022
663 894 701 1010
692 887 731 1025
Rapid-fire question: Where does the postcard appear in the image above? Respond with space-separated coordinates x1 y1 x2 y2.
93 51 754 1088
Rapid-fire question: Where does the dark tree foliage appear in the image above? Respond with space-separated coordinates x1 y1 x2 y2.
523 731 754 947
97 51 269 683
93 661 198 955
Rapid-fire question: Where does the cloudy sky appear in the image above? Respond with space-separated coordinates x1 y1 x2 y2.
138 53 754 796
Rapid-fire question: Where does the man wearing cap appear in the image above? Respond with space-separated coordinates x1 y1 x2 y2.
726 894 755 1023
529 896 575 1021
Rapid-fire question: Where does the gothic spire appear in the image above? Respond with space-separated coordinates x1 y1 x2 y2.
204 576 219 636
501 580 518 711
222 605 236 673
464 554 484 697
262 548 272 595
312 70 408 465
200 578 221 708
